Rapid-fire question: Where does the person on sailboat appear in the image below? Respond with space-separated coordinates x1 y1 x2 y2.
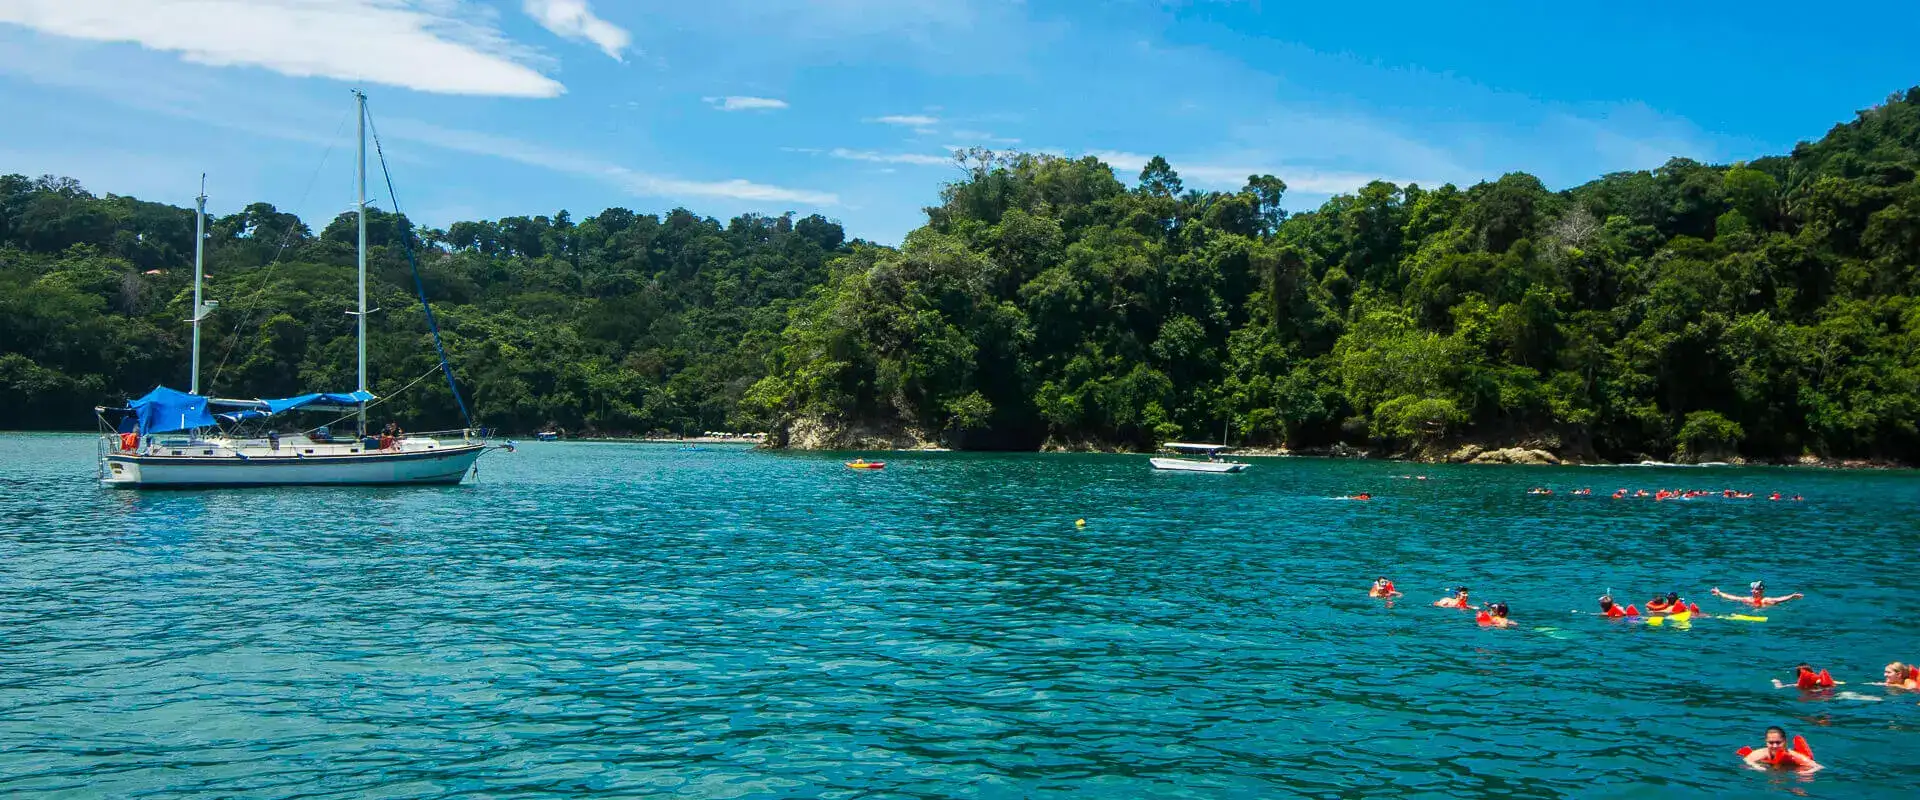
379 421 405 450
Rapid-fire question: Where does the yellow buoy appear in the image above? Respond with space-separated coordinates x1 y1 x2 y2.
1075 518 1087 528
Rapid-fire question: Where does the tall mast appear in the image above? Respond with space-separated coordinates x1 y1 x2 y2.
190 175 206 394
355 89 369 435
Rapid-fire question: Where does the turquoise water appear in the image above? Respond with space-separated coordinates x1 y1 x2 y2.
2 432 1917 798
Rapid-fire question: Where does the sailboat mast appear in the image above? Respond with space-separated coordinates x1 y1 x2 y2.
354 89 369 435
190 175 206 395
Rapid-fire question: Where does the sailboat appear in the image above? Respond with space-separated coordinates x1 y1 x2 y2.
97 91 491 487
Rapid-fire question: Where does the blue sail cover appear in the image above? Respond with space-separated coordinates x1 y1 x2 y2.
258 391 375 413
130 386 217 433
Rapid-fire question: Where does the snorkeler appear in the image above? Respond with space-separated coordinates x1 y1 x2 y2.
1740 726 1821 772
1433 587 1475 609
1369 577 1402 598
1711 581 1804 608
1475 602 1516 628
1883 662 1919 690
1645 594 1674 614
1597 595 1639 618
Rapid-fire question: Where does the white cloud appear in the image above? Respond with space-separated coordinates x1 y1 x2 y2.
1081 150 1405 195
704 95 789 112
521 0 630 61
387 119 838 205
0 0 566 97
829 148 954 166
870 114 939 126
949 129 1019 145
1087 149 1149 172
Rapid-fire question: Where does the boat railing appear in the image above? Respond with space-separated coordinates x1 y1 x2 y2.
99 428 489 455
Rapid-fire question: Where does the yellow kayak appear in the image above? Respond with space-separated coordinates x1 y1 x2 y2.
845 460 886 470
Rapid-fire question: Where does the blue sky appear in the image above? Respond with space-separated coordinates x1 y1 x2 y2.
2 0 1916 245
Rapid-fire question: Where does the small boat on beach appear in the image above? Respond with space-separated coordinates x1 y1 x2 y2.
535 431 559 442
1150 442 1250 473
846 460 886 470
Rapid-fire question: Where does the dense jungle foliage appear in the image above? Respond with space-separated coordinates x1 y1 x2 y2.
5 88 1920 461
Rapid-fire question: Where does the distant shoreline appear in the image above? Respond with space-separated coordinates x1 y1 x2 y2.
556 436 761 445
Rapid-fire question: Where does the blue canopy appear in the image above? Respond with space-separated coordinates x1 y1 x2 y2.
130 386 217 433
209 391 376 415
259 391 375 413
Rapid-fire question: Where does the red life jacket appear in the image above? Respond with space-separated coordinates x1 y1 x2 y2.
1602 604 1626 618
1795 668 1836 690
1737 735 1813 768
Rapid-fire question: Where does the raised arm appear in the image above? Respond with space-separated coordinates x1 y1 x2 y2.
1765 592 1805 605
1710 587 1744 602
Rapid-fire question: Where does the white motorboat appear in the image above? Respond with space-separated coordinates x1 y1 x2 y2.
1149 457 1249 473
97 91 497 488
1149 442 1251 473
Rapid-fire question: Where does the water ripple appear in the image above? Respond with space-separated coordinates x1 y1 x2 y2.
2 434 1918 797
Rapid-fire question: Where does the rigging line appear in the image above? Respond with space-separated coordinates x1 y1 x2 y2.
300 364 442 436
207 105 354 390
361 98 476 428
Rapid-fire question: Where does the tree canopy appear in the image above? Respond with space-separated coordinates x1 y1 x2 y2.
6 87 1920 462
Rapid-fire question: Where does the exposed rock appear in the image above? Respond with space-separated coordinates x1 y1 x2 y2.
1445 444 1486 463
766 414 932 450
1468 446 1562 466
1328 443 1366 458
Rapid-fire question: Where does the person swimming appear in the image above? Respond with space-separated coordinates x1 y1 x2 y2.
1475 602 1516 628
1884 662 1920 690
1651 592 1700 615
1773 663 1838 691
1597 594 1639 618
1369 577 1402 598
1434 587 1474 609
1711 581 1804 608
1740 726 1821 772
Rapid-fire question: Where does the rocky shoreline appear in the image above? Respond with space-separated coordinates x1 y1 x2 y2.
758 415 1910 469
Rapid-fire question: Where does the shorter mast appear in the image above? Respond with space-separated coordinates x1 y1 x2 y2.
190 175 207 395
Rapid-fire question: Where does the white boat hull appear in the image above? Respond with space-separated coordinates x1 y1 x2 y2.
103 441 485 487
1150 457 1250 473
